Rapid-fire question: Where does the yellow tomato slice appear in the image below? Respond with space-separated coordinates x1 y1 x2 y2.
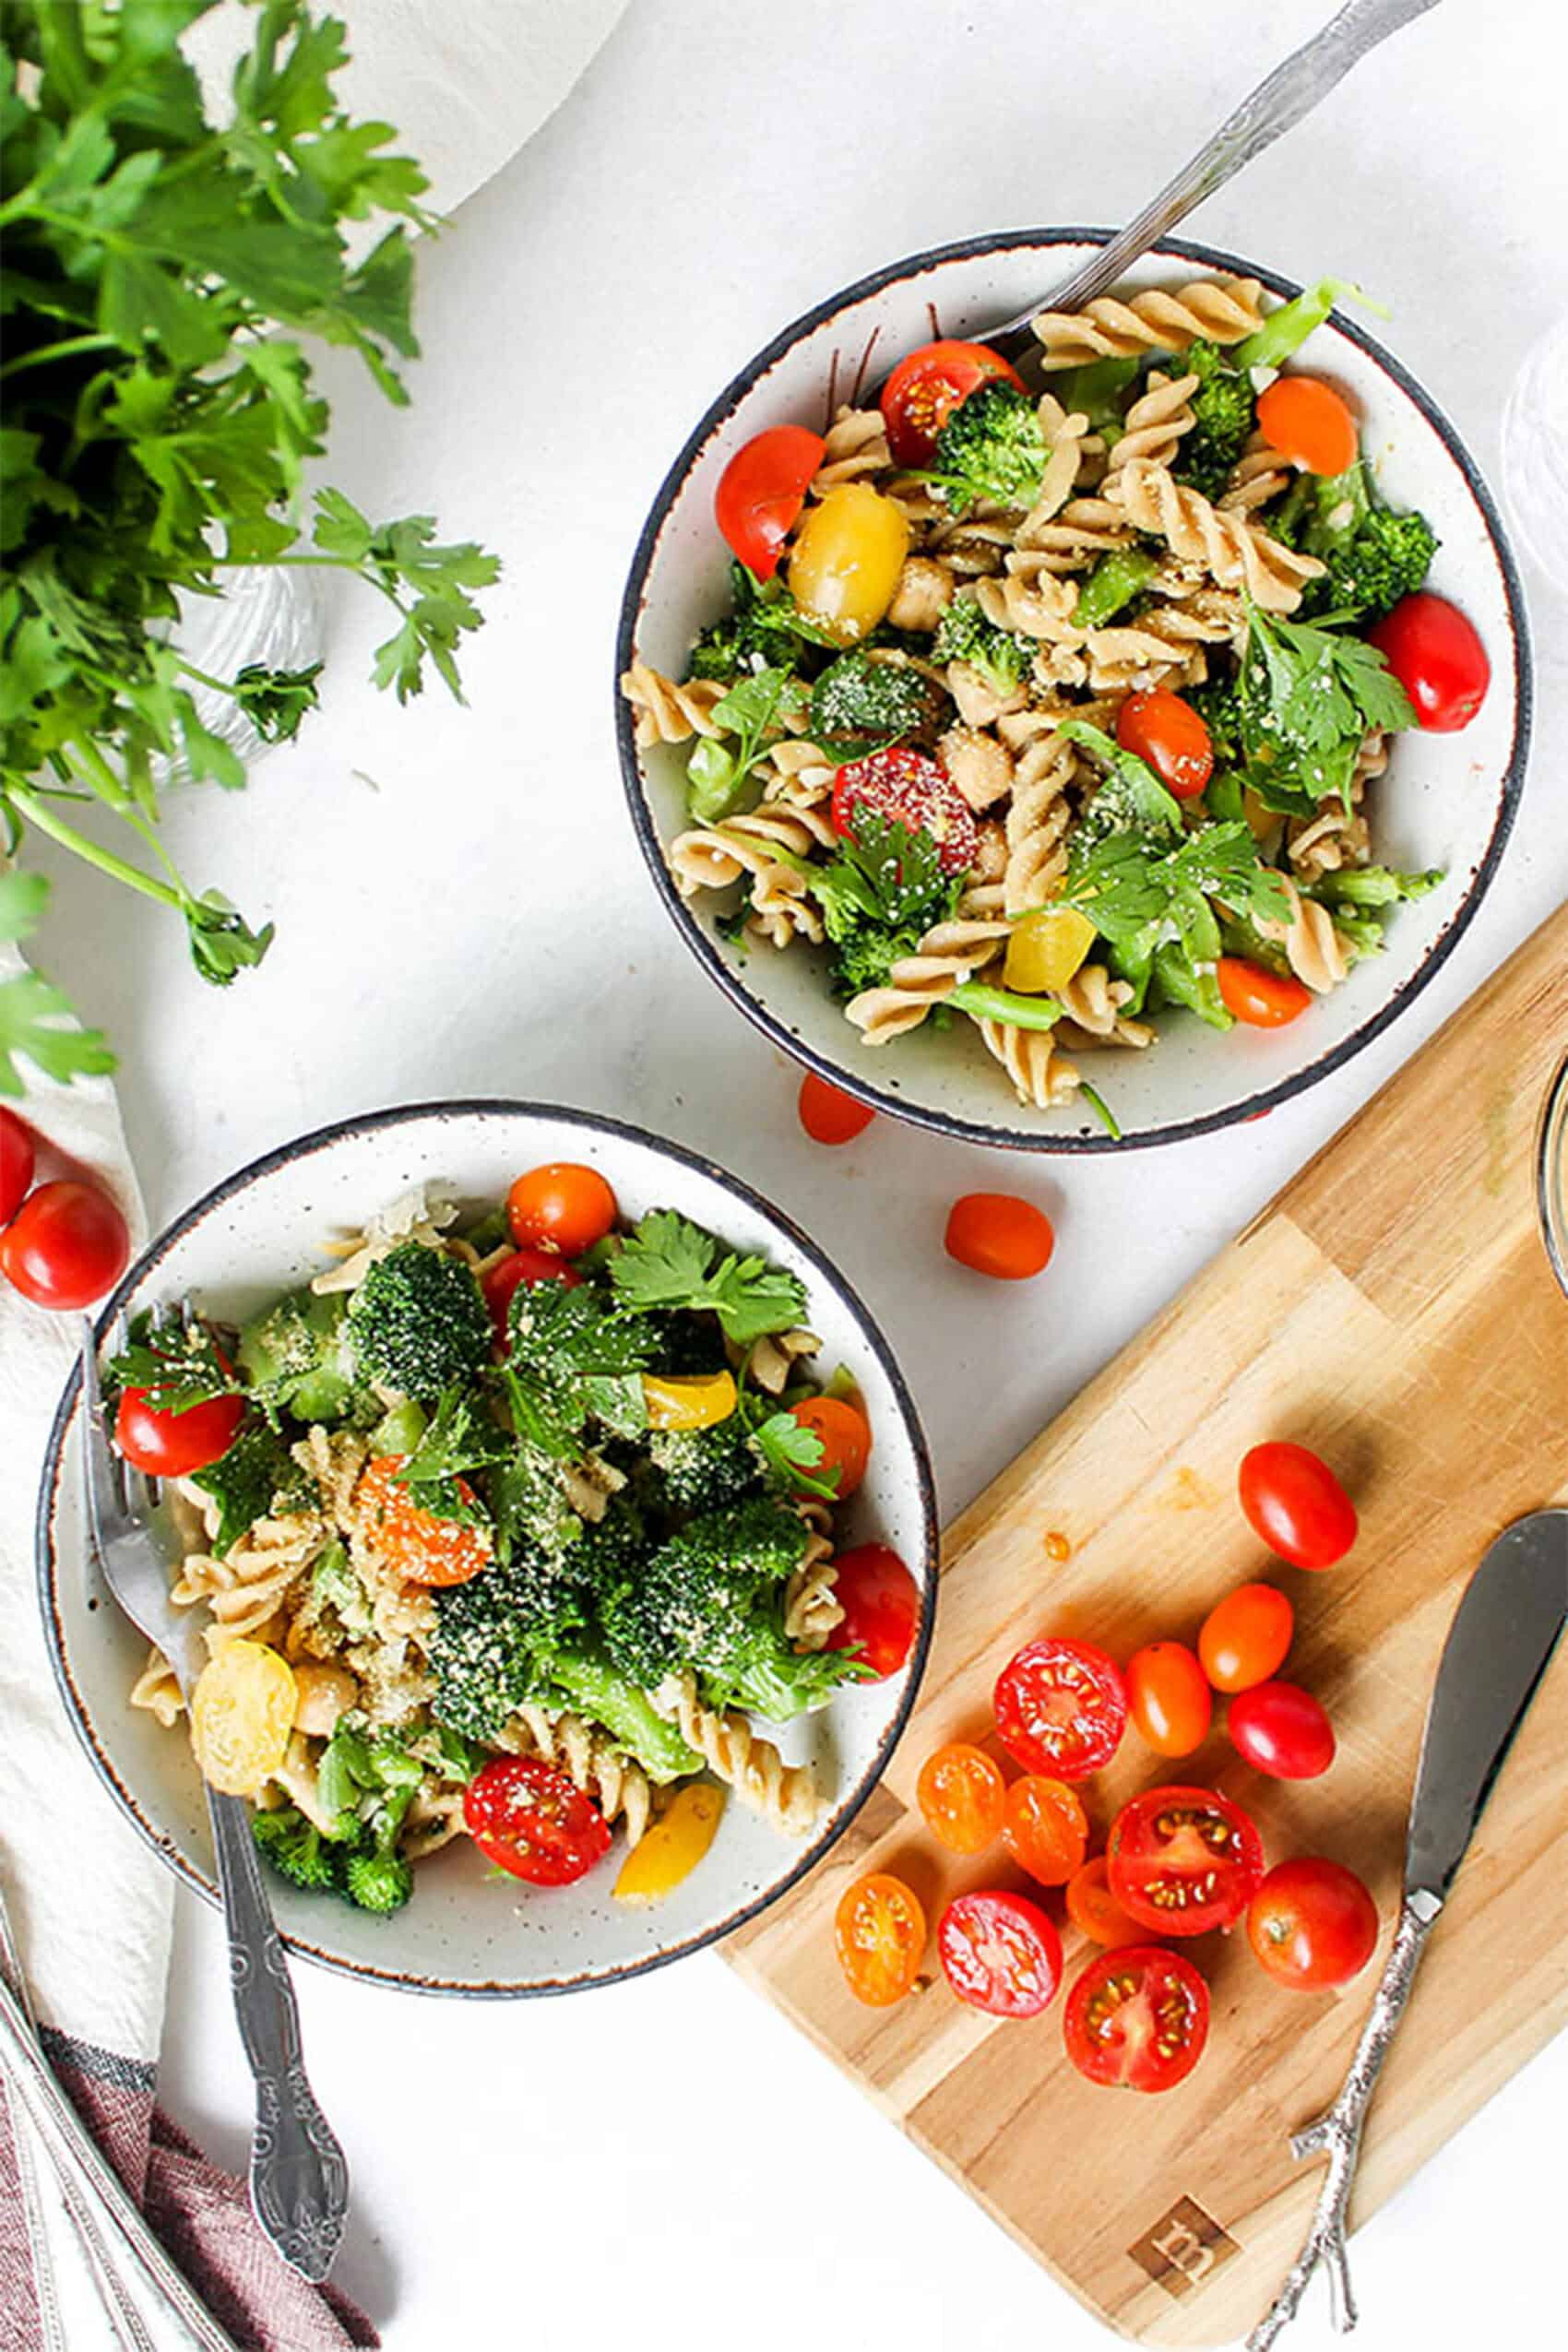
787 484 910 644
613 1784 727 1906
189 1640 298 1797
1004 904 1097 993
641 1370 738 1431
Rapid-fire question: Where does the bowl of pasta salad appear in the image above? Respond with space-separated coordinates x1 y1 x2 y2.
616 232 1529 1149
38 1102 937 1995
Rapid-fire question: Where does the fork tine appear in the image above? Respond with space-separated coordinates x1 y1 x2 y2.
78 1316 129 1549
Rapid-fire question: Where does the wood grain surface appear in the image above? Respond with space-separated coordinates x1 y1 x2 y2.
727 905 1568 2346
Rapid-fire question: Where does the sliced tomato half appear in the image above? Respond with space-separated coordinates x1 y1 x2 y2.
1063 1945 1210 2092
880 339 1025 467
830 747 980 875
1107 1784 1265 1937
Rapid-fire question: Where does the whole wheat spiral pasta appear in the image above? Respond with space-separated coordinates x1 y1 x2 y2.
1013 493 1137 571
810 405 891 493
650 1671 821 1835
620 659 726 748
1056 963 1155 1048
1031 276 1265 369
130 1645 184 1727
977 1019 1082 1110
172 1510 329 1651
1103 460 1325 612
1100 370 1198 479
996 713 1080 913
1257 873 1352 993
400 1785 470 1862
497 1706 654 1849
669 808 829 947
845 914 1011 1042
1220 429 1295 514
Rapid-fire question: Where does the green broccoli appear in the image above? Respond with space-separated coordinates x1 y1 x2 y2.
809 808 960 1000
1071 547 1160 628
648 1418 766 1514
1175 341 1255 500
236 1286 361 1422
687 563 836 684
188 1422 303 1557
1186 672 1244 767
342 1850 414 1915
252 1806 339 1892
427 1550 586 1738
929 379 1048 513
1272 462 1436 621
540 1644 701 1780
808 652 948 754
347 1242 491 1402
929 593 1034 695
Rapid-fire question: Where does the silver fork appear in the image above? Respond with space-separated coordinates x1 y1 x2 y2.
79 1319 350 2284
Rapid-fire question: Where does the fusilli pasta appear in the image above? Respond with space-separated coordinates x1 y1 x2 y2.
650 1671 821 1836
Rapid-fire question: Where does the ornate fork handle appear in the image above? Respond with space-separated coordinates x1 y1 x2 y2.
207 1789 350 2282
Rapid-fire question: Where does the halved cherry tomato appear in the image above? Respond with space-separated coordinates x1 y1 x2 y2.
1065 1857 1146 1950
830 745 980 875
1198 1584 1294 1694
880 339 1026 468
0 1178 128 1311
1255 375 1360 476
1063 1945 1210 2093
1217 956 1313 1028
482 1246 582 1338
1116 689 1213 798
505 1163 617 1257
798 1072 876 1146
825 1544 920 1679
357 1455 492 1587
918 1742 1006 1855
789 1395 871 1497
1369 591 1489 732
464 1754 612 1886
1003 1776 1089 1886
1107 1785 1265 1937
993 1637 1127 1781
1125 1642 1213 1760
1239 1441 1357 1569
1247 1857 1379 1990
116 1384 245 1479
939 1889 1063 2018
1228 1681 1336 1780
714 424 826 582
0 1107 35 1224
944 1193 1054 1281
835 1871 926 2006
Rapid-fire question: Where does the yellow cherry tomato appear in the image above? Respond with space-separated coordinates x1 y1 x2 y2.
787 484 910 644
612 1783 728 1906
189 1640 298 1796
1004 904 1097 993
641 1369 738 1431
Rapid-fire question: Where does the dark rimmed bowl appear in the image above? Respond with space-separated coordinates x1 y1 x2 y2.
616 229 1531 1151
37 1101 937 1997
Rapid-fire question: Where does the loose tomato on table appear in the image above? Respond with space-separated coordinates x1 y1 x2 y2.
1125 1642 1213 1759
1116 689 1213 798
464 1755 612 1886
830 745 980 874
1065 1857 1146 1950
1107 1784 1265 1937
1247 1858 1380 1990
1239 1441 1357 1569
993 1637 1127 1781
357 1455 492 1587
1063 1945 1210 2093
0 1178 129 1310
918 1742 1007 1855
797 1072 876 1146
788 482 910 643
1217 956 1313 1028
505 1163 617 1257
939 1890 1063 2019
879 339 1025 468
825 1543 920 1679
481 1245 582 1338
835 1871 926 2006
944 1193 1054 1281
1003 1775 1089 1886
116 1382 245 1479
1198 1583 1294 1694
1369 591 1489 732
789 1395 871 1497
713 424 826 581
0 1108 35 1225
1228 1681 1336 1780
1255 375 1360 476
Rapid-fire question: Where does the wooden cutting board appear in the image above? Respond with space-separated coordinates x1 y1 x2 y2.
726 903 1568 2346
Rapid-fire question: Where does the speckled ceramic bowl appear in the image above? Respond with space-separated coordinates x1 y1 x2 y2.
37 1102 937 1996
616 229 1531 1151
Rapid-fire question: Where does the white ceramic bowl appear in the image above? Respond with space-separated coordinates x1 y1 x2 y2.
37 1102 937 1996
617 231 1531 1151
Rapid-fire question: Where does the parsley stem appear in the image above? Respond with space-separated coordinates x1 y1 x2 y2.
0 333 119 381
1077 1083 1122 1141
949 982 1064 1032
5 784 183 916
173 656 237 696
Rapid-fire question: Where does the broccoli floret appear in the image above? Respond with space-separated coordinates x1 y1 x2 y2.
929 593 1034 695
807 652 948 754
1071 547 1160 629
347 1242 491 1402
343 1849 414 1915
1273 463 1436 621
236 1286 360 1422
427 1550 587 1738
931 378 1048 513
542 1644 702 1780
1176 341 1255 500
188 1422 301 1557
810 807 960 1001
688 562 831 684
1185 673 1244 766
648 1418 766 1513
253 1806 339 1893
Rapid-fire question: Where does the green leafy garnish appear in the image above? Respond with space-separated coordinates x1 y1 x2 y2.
684 666 792 823
107 1317 239 1415
611 1209 807 1347
809 809 959 998
0 870 114 1096
1240 605 1415 815
747 1407 839 1500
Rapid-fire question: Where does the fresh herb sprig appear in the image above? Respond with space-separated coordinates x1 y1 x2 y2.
684 666 793 823
107 1315 240 1414
611 1209 808 1347
1239 604 1414 816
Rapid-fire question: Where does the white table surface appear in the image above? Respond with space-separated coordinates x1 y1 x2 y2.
29 2 1568 2345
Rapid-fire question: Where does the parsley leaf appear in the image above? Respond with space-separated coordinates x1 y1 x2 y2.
1239 605 1415 815
685 665 793 823
610 1209 808 1347
0 871 114 1096
747 1407 839 1501
106 1316 240 1416
1057 721 1184 844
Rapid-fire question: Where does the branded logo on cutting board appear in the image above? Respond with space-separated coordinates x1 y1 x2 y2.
1128 2196 1241 2299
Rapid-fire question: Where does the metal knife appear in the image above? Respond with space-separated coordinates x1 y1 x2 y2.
1249 1508 1568 2347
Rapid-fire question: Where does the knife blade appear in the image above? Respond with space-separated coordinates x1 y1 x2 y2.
1406 1507 1568 1905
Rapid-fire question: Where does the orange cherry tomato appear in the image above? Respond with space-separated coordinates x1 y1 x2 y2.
1217 956 1313 1028
798 1071 876 1146
788 1395 871 1498
917 1742 1007 1855
714 423 826 581
1256 375 1360 476
1003 1776 1089 1887
505 1163 617 1256
1065 1857 1146 1950
944 1193 1054 1281
835 1871 927 2007
880 339 1026 468
1125 1642 1213 1760
357 1455 492 1587
1116 688 1213 798
1199 1583 1295 1694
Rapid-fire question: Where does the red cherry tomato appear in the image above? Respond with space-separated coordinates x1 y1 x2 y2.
713 424 826 582
1063 1944 1210 2093
1239 1441 1357 1569
830 747 980 876
993 1637 1127 1781
0 1179 129 1310
1003 1776 1089 1886
1369 592 1489 731
938 1889 1063 2019
116 1385 245 1479
481 1246 582 1338
879 339 1026 468
1125 1642 1213 1759
1255 375 1360 476
1247 1857 1380 1990
0 1108 36 1224
788 1395 871 1498
1198 1584 1294 1694
835 1871 926 2006
1217 956 1313 1028
825 1544 920 1679
505 1163 617 1257
917 1742 1007 1855
1065 1856 1146 1950
1228 1681 1336 1781
944 1194 1054 1281
463 1754 612 1886
1116 689 1213 798
797 1072 875 1146
1107 1784 1265 1937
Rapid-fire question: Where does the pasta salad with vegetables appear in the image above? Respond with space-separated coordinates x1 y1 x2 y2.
111 1166 917 1918
623 274 1491 1133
